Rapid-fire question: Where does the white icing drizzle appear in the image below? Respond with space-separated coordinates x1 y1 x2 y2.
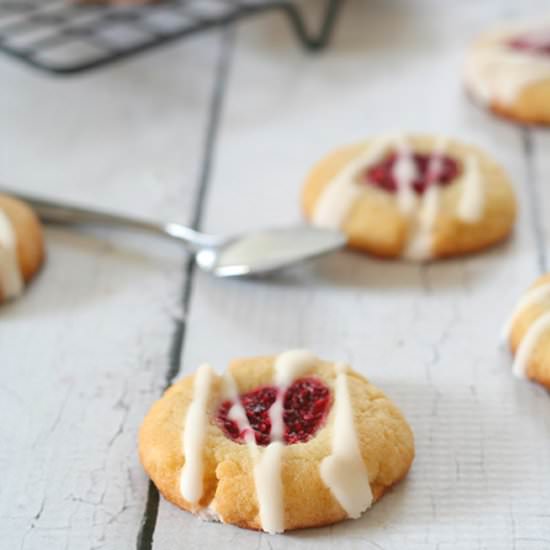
402 185 439 261
268 397 285 443
0 208 24 301
273 349 317 386
180 363 214 504
311 135 484 262
464 21 550 105
501 282 550 341
512 311 550 379
222 371 257 448
320 363 372 518
269 349 317 441
258 350 316 533
224 371 285 534
311 138 392 228
457 155 485 223
393 140 418 215
253 441 285 534
402 138 446 261
226 403 257 447
219 350 317 534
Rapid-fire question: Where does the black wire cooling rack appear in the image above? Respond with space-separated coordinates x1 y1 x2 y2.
0 0 341 75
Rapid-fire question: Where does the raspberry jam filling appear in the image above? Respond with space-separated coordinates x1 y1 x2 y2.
508 31 550 55
364 151 461 195
216 377 331 446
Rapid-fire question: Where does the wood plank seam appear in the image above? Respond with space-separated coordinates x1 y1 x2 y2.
135 24 236 550
522 128 548 274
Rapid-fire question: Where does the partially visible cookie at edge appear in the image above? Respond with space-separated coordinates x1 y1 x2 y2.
464 19 550 125
0 193 45 303
503 274 550 389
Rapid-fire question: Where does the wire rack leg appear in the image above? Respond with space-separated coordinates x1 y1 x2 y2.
279 0 343 51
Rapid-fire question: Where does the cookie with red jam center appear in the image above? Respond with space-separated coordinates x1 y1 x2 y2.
216 377 331 446
302 134 516 260
365 151 461 195
139 351 415 533
464 21 550 125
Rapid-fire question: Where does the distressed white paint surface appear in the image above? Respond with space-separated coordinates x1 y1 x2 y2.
2 1 550 549
0 33 223 549
155 1 550 550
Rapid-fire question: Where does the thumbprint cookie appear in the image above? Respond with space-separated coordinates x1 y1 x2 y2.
464 19 550 125
502 274 550 389
0 193 45 303
302 134 516 260
139 350 415 533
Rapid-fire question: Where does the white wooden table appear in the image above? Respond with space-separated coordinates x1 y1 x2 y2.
1 1 550 549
